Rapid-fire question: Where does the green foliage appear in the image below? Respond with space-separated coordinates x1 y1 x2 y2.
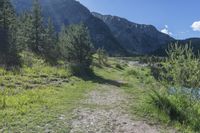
0 89 7 109
16 12 33 51
16 2 59 65
149 42 200 132
150 89 200 131
160 43 200 88
97 48 108 66
59 23 93 74
43 18 59 65
0 0 21 67
150 90 186 123
15 0 45 54
30 0 45 54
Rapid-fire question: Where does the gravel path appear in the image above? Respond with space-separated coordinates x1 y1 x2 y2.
69 83 165 133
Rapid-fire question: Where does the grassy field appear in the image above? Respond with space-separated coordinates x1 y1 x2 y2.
0 58 96 132
0 56 198 132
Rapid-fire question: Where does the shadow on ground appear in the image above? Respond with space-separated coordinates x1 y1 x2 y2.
78 72 127 87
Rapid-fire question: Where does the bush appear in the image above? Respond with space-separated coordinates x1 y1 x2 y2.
97 48 108 66
150 42 200 131
160 43 200 88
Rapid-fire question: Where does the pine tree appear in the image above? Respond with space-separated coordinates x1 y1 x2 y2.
59 23 93 69
16 12 33 51
58 25 69 60
16 1 58 64
43 18 58 64
31 0 45 54
0 0 20 66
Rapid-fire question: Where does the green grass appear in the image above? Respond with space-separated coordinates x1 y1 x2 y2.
0 55 127 132
0 78 95 132
0 60 95 132
119 62 200 132
0 56 199 132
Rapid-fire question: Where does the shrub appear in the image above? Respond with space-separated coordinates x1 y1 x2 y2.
150 42 200 131
97 48 108 66
160 43 200 88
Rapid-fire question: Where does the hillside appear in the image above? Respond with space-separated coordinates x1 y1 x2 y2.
11 0 200 56
152 38 200 56
92 12 175 54
11 0 127 56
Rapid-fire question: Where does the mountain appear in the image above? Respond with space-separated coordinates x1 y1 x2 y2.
11 0 200 56
11 0 127 56
152 38 200 56
92 12 175 54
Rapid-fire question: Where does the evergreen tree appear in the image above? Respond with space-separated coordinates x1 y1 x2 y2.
59 23 93 69
16 12 33 51
43 18 58 64
0 0 20 66
31 0 45 54
16 1 58 64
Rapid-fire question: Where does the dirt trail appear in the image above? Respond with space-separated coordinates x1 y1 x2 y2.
69 83 165 133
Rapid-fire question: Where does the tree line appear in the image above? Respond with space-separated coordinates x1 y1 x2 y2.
0 0 93 71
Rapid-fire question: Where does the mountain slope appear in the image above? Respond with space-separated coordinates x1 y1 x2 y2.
92 12 175 54
11 0 127 56
152 38 200 56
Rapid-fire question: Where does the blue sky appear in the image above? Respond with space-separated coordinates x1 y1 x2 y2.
78 0 200 39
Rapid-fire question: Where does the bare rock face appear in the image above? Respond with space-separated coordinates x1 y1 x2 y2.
11 0 127 56
92 12 175 54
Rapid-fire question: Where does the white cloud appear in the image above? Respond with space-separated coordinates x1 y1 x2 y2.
161 25 172 35
191 21 200 31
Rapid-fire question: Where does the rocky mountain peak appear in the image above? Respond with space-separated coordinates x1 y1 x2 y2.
92 12 175 54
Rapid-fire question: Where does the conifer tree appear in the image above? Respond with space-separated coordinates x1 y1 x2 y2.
16 12 33 51
59 23 93 68
31 0 45 54
43 18 58 64
0 0 20 66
